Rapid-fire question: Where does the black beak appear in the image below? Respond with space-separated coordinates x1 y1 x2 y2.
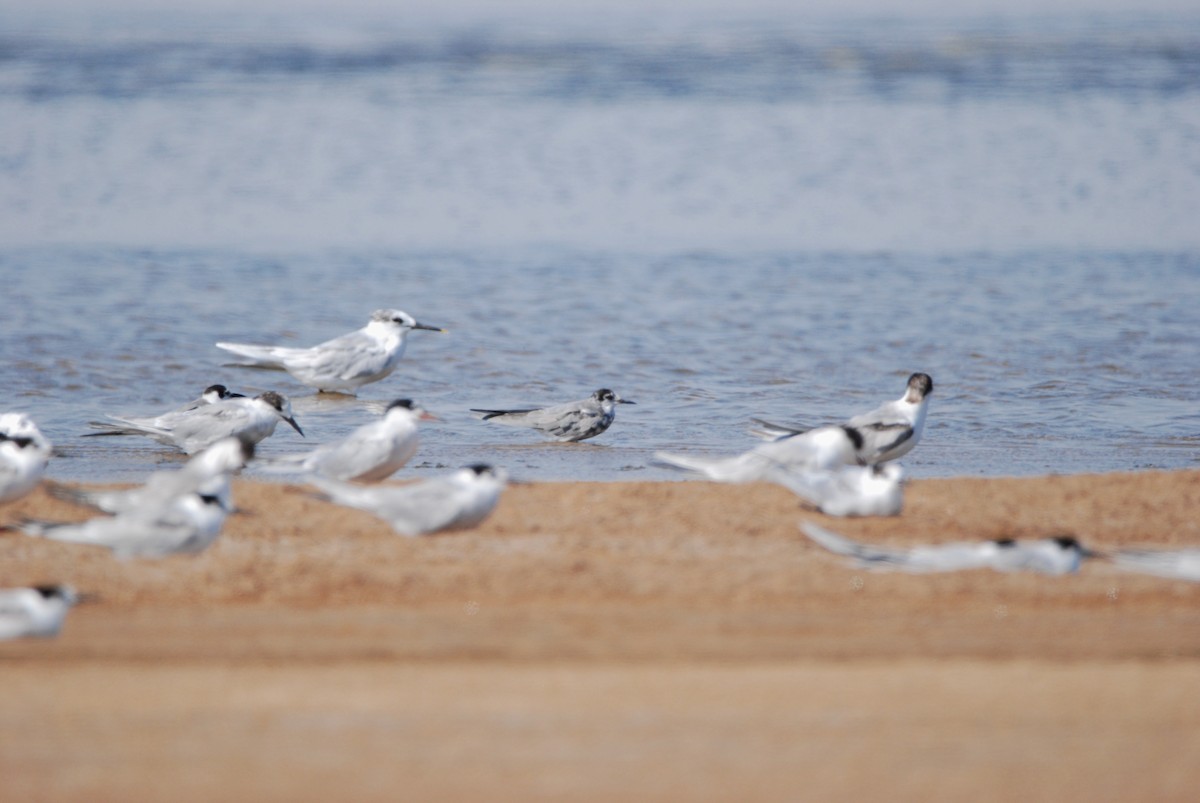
284 416 305 437
414 322 447 332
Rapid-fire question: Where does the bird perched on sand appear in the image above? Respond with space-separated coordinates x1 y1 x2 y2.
655 424 864 483
754 372 934 465
86 391 302 454
0 584 86 640
801 522 1096 575
307 464 508 536
258 399 434 482
11 490 231 559
471 389 634 442
0 412 53 504
217 309 445 394
772 462 905 517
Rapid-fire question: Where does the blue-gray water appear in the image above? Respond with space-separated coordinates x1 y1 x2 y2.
2 8 1198 482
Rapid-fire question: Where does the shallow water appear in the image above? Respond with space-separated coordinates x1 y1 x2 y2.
1 8 1198 482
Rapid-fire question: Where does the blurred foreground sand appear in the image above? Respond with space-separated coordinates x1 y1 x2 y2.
2 471 1199 800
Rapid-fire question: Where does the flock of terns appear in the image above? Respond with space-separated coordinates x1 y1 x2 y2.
2 308 1198 640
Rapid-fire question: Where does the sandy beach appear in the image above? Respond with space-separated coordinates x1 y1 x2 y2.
2 470 1199 801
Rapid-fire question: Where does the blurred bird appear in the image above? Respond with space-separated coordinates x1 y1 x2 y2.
772 462 904 517
655 425 863 483
0 584 86 640
258 399 433 482
801 522 1096 575
308 464 508 536
0 412 53 504
48 437 252 516
11 490 231 558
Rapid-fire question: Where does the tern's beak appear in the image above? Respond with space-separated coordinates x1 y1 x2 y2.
419 411 441 422
414 322 447 333
618 398 636 405
75 591 101 605
284 417 305 437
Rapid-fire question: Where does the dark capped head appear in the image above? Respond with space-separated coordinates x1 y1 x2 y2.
594 389 634 405
907 373 934 401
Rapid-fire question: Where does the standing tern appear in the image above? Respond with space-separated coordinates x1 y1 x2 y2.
754 372 934 465
11 490 231 558
471 389 634 442
217 309 445 394
0 585 85 640
655 425 863 483
259 399 433 482
86 391 303 454
801 522 1096 575
0 413 53 504
307 464 508 536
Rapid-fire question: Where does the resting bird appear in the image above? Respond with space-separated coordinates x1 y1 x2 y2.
655 425 863 483
772 463 904 517
801 522 1096 575
753 372 934 465
86 391 302 454
217 309 445 393
257 399 433 482
471 389 634 442
48 437 252 516
11 490 231 559
0 412 53 504
308 464 508 536
0 585 86 640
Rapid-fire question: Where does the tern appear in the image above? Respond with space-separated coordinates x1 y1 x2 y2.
655 425 863 483
801 522 1096 575
471 389 634 442
11 490 231 558
754 372 934 465
86 391 302 454
307 464 508 536
217 309 445 393
0 412 53 504
0 585 85 640
48 437 252 516
258 399 433 482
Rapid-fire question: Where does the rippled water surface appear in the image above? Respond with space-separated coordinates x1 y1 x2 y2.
1 7 1198 482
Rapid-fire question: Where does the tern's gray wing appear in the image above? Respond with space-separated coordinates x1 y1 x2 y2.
290 329 395 383
310 428 416 482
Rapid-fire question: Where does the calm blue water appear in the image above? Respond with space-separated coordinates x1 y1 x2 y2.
1 8 1198 482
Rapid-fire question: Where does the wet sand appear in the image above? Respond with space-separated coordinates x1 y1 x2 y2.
2 471 1199 800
